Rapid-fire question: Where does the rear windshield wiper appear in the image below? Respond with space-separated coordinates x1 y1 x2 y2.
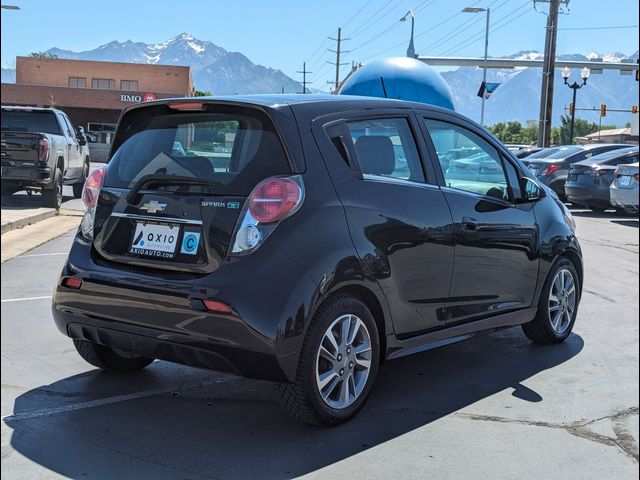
126 174 223 205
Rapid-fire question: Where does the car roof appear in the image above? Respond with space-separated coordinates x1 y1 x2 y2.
573 147 639 166
1 105 61 113
123 93 461 118
580 143 630 150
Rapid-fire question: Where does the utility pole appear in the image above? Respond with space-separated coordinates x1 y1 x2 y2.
328 28 350 93
297 62 312 94
536 0 567 147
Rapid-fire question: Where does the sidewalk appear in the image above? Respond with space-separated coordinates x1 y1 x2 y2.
0 206 57 235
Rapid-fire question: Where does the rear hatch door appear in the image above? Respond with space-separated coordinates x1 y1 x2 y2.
93 101 293 274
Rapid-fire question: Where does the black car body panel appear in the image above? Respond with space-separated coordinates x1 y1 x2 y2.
52 95 583 383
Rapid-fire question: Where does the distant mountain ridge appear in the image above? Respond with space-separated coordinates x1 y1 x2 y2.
2 34 638 127
442 49 639 127
43 33 303 95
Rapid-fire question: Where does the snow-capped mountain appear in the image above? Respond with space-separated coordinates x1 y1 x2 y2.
43 33 303 95
443 49 639 127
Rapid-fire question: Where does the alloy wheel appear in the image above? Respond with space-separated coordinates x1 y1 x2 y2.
315 314 372 410
548 268 577 334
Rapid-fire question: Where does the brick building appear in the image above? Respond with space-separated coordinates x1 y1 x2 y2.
1 56 194 142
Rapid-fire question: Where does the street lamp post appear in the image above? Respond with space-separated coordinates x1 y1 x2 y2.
562 66 590 144
463 7 490 126
400 10 416 58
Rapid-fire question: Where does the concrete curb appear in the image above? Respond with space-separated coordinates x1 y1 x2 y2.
0 209 57 235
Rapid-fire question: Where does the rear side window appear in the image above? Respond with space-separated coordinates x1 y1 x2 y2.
346 118 425 182
1 110 62 135
105 105 291 195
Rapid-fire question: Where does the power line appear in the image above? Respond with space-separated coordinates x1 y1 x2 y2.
349 0 397 38
419 0 507 55
436 1 531 57
558 25 639 30
342 0 376 28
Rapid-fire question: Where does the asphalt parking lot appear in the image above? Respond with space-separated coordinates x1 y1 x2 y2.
1 209 638 479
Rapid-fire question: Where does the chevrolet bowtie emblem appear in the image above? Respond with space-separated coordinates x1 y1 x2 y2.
139 200 167 214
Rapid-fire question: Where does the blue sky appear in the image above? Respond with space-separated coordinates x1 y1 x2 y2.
1 0 638 90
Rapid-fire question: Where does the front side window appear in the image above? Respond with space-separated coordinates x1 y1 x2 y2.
346 118 425 182
92 78 116 90
425 119 510 201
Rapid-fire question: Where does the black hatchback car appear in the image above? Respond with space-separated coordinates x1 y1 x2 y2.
53 95 583 426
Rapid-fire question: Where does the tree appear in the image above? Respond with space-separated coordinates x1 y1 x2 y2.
558 115 616 145
488 120 537 145
194 90 213 97
29 52 58 59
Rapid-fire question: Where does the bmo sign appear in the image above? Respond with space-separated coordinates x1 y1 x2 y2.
120 92 158 103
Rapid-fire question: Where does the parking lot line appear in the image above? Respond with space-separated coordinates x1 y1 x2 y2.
19 253 68 258
1 295 52 303
2 377 234 423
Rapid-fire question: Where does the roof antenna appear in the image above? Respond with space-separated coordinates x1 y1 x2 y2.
380 76 388 98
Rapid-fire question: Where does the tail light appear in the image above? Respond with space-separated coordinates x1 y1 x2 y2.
81 167 106 209
635 174 640 182
80 167 106 239
231 176 304 255
38 137 49 163
542 164 562 176
614 171 620 178
595 168 609 176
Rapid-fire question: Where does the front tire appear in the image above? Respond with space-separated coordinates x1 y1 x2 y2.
522 258 580 344
73 339 154 372
278 294 380 426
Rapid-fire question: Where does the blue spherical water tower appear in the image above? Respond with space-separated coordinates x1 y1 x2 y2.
338 57 455 111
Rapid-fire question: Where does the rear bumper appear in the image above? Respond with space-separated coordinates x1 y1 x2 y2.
565 184 610 207
52 235 319 382
610 187 639 210
0 166 51 186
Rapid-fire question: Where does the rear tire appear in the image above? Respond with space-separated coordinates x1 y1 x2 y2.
42 168 63 208
72 161 89 199
522 257 580 344
73 339 154 372
278 294 380 426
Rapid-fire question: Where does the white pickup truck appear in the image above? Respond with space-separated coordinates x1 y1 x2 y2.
1 106 91 208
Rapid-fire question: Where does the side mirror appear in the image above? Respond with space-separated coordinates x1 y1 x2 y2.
76 126 87 146
519 177 545 202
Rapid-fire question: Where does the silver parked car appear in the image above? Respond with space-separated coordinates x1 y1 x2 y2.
610 161 639 213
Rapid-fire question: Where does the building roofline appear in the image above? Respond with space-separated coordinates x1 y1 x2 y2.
15 56 191 71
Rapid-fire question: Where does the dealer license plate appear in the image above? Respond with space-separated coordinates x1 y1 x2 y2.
129 222 180 258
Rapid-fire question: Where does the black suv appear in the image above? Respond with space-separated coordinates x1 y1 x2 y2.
53 95 583 426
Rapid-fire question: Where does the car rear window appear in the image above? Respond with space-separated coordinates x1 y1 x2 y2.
1 110 62 135
104 104 291 195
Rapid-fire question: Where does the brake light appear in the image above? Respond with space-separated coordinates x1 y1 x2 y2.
635 174 640 182
82 167 106 209
168 102 204 111
542 164 562 176
202 299 232 314
248 177 302 223
38 137 49 162
61 277 82 289
231 176 304 254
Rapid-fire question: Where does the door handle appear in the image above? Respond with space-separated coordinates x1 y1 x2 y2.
461 217 477 231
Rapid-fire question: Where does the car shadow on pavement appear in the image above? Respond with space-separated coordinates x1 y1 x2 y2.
611 219 639 228
4 328 583 479
1 191 73 209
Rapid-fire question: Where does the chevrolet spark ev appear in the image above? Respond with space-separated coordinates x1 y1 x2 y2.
53 95 583 426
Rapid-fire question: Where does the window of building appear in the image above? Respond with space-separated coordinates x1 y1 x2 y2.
92 78 116 90
120 80 139 91
68 77 86 88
